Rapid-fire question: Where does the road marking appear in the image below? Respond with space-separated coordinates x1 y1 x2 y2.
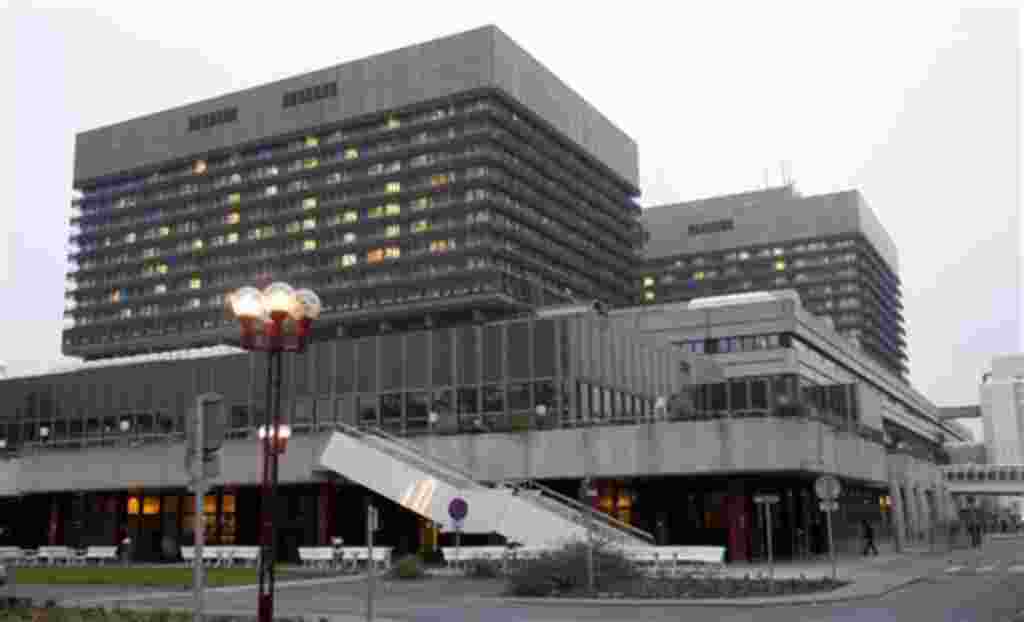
945 566 964 573
977 565 996 573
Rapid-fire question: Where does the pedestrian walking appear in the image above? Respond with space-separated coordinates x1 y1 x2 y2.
862 519 878 556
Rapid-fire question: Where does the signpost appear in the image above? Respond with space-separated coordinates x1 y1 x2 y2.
579 478 598 595
753 492 781 580
814 475 842 581
449 497 468 570
186 393 225 622
366 502 380 622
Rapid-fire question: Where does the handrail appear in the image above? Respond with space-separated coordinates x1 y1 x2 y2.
362 425 490 488
508 479 654 544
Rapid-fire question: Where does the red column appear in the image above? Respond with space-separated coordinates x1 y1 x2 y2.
47 497 61 545
318 482 335 545
725 495 752 562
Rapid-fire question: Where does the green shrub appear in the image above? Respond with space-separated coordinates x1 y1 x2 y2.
389 554 427 580
505 539 641 597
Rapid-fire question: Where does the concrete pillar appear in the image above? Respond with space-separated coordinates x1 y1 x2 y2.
904 486 920 543
889 480 907 552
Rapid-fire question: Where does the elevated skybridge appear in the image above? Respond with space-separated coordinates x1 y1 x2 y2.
942 464 1024 495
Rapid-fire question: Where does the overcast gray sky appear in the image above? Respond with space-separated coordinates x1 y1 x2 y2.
2 3 1020 420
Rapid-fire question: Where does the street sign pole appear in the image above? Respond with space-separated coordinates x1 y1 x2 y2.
366 502 375 622
765 501 775 581
826 505 836 581
455 522 462 572
193 396 206 622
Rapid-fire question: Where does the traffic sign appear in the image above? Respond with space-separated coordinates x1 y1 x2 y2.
754 494 781 505
819 500 839 512
448 497 468 522
814 475 842 500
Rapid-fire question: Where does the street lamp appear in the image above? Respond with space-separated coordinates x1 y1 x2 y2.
229 282 320 622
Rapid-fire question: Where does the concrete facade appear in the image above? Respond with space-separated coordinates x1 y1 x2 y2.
73 26 638 190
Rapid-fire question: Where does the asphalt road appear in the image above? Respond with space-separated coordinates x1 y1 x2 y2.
24 539 1024 621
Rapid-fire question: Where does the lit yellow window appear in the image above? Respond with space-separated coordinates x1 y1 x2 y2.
343 232 356 244
344 148 359 160
369 206 385 219
142 497 160 515
302 218 316 230
305 136 319 148
413 220 430 233
302 197 318 210
430 239 449 253
773 248 784 256
642 276 655 287
384 203 401 216
643 291 656 302
343 210 358 223
192 238 203 250
159 226 171 237
127 497 140 515
265 185 278 197
385 224 401 238
157 263 169 274
125 232 137 244
386 117 401 130
774 260 786 271
226 211 240 225
262 226 275 237
367 248 385 263
694 271 705 281
190 277 202 289
286 221 301 233
228 193 241 205
303 239 317 251
385 181 401 194
193 160 207 175
227 232 239 244
304 158 319 169
385 246 401 259
412 197 431 210
110 290 121 303
341 254 357 267
189 298 201 309
431 173 449 187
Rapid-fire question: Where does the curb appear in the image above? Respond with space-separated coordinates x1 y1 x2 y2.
495 574 930 608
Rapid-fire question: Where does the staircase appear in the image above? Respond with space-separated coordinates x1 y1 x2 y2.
318 424 653 547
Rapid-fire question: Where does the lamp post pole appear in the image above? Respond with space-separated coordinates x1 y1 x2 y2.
229 282 320 622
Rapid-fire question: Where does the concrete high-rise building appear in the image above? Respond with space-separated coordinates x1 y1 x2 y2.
637 185 907 379
981 355 1024 465
64 26 644 360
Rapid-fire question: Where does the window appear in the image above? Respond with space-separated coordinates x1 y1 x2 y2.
430 239 450 253
265 185 278 197
302 197 318 210
385 203 401 216
643 291 655 302
187 107 238 132
304 158 319 169
343 210 358 223
431 173 450 187
286 221 301 234
642 276 655 287
367 248 385 263
344 147 358 160
343 232 356 244
385 246 401 259
228 193 241 205
305 136 319 148
774 260 787 271
386 117 401 130
412 219 430 233
341 254 357 267
693 271 705 280
156 263 168 274
303 239 317 251
369 206 385 219
227 232 239 244
125 232 136 244
773 247 785 256
385 181 401 194
159 226 171 237
143 247 157 258
190 277 202 289
412 197 432 210
385 224 401 238
327 172 342 185
193 160 207 175
189 298 201 309
282 82 337 108
302 218 316 230
154 283 167 294
192 238 203 250
226 211 240 224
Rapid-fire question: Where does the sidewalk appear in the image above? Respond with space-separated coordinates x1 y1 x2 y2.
501 545 973 607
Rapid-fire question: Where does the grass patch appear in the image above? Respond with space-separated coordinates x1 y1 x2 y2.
10 567 292 588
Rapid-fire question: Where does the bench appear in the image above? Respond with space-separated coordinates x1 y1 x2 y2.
0 547 24 566
298 547 334 570
666 546 726 575
36 546 74 566
85 546 118 565
442 546 510 568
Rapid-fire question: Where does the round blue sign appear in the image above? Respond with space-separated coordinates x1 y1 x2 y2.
448 497 468 521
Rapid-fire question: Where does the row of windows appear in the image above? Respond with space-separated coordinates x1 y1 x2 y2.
677 334 785 355
187 107 238 133
282 81 338 108
641 252 859 287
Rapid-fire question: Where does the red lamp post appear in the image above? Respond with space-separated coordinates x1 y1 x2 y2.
229 282 320 622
